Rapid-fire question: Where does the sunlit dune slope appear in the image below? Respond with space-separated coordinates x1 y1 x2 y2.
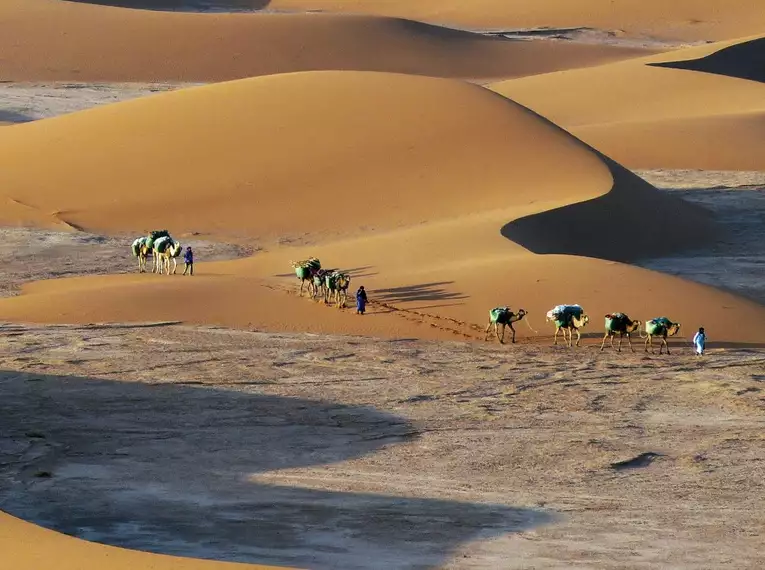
0 511 295 570
0 70 714 258
269 0 765 41
0 0 652 82
0 71 611 239
492 35 765 170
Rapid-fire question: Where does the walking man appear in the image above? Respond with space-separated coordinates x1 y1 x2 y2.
356 285 368 315
183 246 194 276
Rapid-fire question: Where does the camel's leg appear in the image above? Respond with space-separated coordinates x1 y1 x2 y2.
662 335 670 355
171 258 177 275
644 335 650 353
554 326 559 345
617 334 622 352
509 322 516 344
626 334 634 352
484 321 492 341
575 328 581 347
498 323 505 344
600 333 608 351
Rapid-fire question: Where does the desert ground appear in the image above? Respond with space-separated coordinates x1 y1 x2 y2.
0 1 764 569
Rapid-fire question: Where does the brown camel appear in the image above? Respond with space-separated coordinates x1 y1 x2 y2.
601 313 642 352
484 307 528 344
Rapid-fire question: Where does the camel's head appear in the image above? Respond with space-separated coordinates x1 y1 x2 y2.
628 319 642 333
516 309 527 320
668 322 681 336
579 314 590 327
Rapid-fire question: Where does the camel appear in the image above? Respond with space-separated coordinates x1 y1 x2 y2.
485 307 527 344
156 239 183 275
291 257 321 297
131 237 150 273
601 313 642 352
324 271 351 308
309 268 335 300
547 305 589 347
642 317 681 355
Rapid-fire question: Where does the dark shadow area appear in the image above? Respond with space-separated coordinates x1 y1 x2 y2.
648 37 765 84
373 282 468 304
0 370 552 569
64 0 270 11
0 110 34 124
501 154 719 263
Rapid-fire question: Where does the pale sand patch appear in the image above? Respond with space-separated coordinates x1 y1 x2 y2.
0 82 192 123
0 323 763 569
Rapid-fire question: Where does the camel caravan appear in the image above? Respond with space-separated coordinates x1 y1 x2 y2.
483 304 682 354
131 230 183 275
290 257 352 308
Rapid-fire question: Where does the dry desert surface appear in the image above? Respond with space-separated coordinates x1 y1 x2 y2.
0 1 764 569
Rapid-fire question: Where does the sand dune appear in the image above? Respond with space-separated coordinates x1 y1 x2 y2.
0 511 294 569
1 70 756 344
269 0 765 41
0 72 613 238
0 0 652 82
0 71 712 253
492 35 765 170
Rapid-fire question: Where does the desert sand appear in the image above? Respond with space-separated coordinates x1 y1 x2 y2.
0 0 654 82
493 35 765 170
269 0 765 42
1 0 764 568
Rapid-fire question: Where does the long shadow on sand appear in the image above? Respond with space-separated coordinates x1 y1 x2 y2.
500 154 717 263
0 370 551 569
64 0 271 11
373 282 467 304
648 37 765 84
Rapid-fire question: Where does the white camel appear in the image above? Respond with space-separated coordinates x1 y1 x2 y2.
547 305 590 348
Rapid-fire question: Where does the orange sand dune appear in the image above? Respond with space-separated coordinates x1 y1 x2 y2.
0 70 759 345
270 0 765 41
0 511 295 569
492 35 765 170
0 0 652 82
0 71 712 257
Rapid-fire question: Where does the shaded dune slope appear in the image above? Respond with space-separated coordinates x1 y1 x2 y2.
648 36 765 83
0 0 652 82
269 0 765 41
492 35 765 170
0 511 294 570
501 154 716 260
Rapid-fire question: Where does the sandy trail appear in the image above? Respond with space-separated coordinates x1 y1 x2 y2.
1 322 763 569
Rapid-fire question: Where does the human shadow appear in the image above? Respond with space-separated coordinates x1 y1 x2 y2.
373 282 468 304
63 0 271 11
0 370 552 569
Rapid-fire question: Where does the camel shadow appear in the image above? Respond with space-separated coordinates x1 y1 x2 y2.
0 370 552 570
373 282 468 304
